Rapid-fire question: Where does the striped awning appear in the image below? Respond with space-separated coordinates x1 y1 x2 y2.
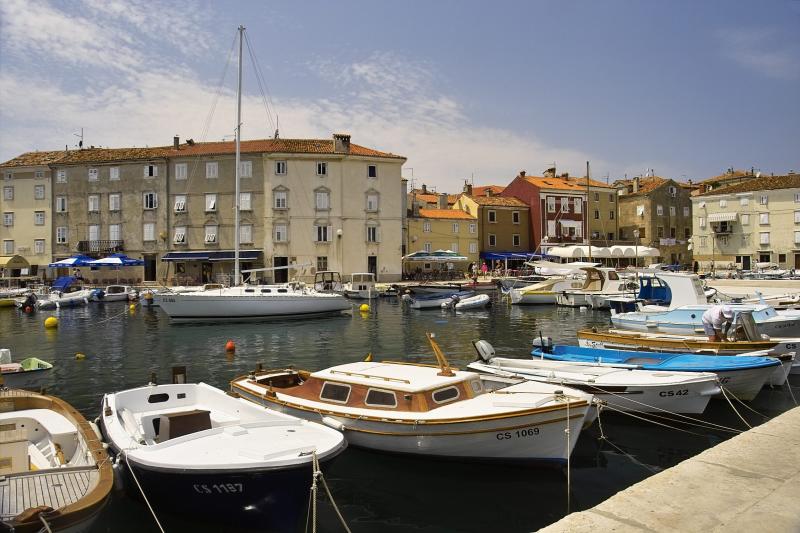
708 212 737 222
558 220 583 228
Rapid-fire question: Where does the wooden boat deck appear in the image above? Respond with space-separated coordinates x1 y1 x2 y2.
0 466 97 521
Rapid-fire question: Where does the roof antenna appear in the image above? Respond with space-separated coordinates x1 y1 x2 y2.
73 127 84 149
274 115 279 139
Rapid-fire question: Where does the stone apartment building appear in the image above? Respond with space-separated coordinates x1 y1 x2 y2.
615 176 693 265
1 151 63 277
406 207 479 267
453 188 529 255
691 174 800 271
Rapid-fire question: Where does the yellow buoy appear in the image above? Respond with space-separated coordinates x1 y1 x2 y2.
129 304 136 312
359 304 370 313
44 317 58 329
75 353 86 360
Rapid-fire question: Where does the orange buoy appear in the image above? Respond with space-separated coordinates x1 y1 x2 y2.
225 340 236 352
24 306 32 313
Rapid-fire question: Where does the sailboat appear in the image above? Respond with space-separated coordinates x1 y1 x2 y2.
158 27 351 322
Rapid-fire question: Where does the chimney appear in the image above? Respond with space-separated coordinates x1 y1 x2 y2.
543 167 556 178
333 133 351 154
412 202 420 216
173 135 180 150
422 183 428 194
688 179 693 186
520 170 526 178
438 193 448 209
633 176 640 193
464 183 473 196
485 189 492 197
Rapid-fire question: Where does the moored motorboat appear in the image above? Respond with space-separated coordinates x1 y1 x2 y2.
467 341 719 414
19 277 95 309
555 267 636 309
509 277 583 305
92 285 138 302
343 273 378 299
231 334 594 464
441 293 490 310
532 343 780 401
99 378 346 530
0 388 112 532
0 349 53 390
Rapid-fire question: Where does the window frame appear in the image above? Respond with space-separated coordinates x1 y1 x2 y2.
205 193 217 212
364 388 398 408
239 223 253 244
34 211 45 226
34 239 45 255
142 192 158 210
174 163 187 180
204 224 218 244
431 386 460 404
487 210 497 223
319 382 352 404
56 226 68 244
143 163 158 178
317 162 327 176
239 160 253 178
275 160 287 175
142 222 155 242
205 162 218 179
512 211 520 224
34 185 45 200
173 226 187 245
88 194 100 213
367 164 377 178
488 233 497 247
274 223 288 243
239 192 252 211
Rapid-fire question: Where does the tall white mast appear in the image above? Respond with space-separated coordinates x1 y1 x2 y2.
234 25 244 286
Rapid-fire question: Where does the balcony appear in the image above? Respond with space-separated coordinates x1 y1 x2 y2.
77 240 124 254
711 222 733 235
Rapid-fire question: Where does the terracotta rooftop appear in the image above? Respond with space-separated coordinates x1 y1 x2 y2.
472 184 506 196
699 174 800 196
412 192 456 205
467 194 528 207
0 150 69 168
417 208 476 220
573 177 615 189
615 176 668 197
55 146 170 164
521 175 589 192
168 138 405 160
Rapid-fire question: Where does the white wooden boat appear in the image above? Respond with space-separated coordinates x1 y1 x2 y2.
509 277 583 305
231 334 593 464
0 349 53 390
100 380 346 529
441 293 490 310
468 341 719 414
93 284 137 302
0 389 112 532
343 273 378 299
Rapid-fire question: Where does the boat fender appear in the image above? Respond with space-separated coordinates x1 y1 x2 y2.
321 416 345 432
472 340 495 362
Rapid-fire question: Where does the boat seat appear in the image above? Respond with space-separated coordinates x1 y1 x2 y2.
623 357 663 365
0 409 76 440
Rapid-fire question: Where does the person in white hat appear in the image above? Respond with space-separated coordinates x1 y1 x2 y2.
701 304 735 341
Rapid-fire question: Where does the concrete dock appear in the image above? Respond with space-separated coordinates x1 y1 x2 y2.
540 406 800 532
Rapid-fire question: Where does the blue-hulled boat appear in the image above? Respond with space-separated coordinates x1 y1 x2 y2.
531 344 780 401
401 290 475 309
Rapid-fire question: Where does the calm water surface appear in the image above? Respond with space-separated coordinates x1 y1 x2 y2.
1 294 796 532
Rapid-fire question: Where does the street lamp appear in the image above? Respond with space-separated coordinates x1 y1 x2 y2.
633 229 640 268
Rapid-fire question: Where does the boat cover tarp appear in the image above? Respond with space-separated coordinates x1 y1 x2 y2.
51 276 79 290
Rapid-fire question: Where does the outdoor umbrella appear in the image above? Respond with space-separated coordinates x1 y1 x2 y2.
86 254 145 283
48 255 94 268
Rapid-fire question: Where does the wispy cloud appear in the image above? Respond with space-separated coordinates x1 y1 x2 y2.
717 28 800 80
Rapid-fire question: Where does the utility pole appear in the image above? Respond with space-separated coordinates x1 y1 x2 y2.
586 161 592 262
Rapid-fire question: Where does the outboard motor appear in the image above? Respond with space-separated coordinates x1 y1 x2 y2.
736 310 766 341
532 336 554 354
92 289 105 300
23 293 37 310
472 340 495 362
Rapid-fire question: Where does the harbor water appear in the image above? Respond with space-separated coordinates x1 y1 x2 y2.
1 293 797 532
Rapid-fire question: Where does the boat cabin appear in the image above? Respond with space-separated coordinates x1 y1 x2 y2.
314 271 343 292
348 273 376 290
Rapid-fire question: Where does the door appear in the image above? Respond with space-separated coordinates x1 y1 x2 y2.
143 254 157 282
795 254 800 270
742 256 751 271
367 256 377 277
274 256 288 283
201 262 212 283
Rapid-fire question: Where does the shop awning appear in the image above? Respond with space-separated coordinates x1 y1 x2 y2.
0 255 30 269
161 250 263 262
708 212 737 222
480 252 542 261
558 220 583 228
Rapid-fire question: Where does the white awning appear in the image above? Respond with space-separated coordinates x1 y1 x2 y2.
558 220 582 228
708 212 737 222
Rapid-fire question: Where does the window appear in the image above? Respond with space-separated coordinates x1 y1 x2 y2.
759 253 771 263
609 210 615 220
469 223 476 234
683 206 690 217
34 211 45 225
469 242 477 253
317 256 328 271
670 206 676 216
109 224 121 241
719 199 727 208
636 205 645 216
547 220 556 237
670 227 676 238
741 214 749 225
638 227 646 238
423 242 432 252
561 197 570 213
320 382 351 403
205 193 217 212
56 226 67 244
315 224 331 242
432 386 460 404
204 224 218 244
699 217 706 228
657 226 664 238
34 170 44 179
56 170 67 183
795 193 800 203
512 211 520 223
56 196 67 212
488 234 496 247
487 210 496 223
315 191 330 210
174 163 187 180
760 213 769 225
88 168 98 181
274 190 287 209
512 234 520 246
575 224 582 238
317 162 327 176
365 389 397 407
239 160 252 178
143 163 158 177
575 199 582 214
452 222 459 233
88 224 100 241
3 186 13 200
173 226 186 244
239 192 251 211
760 195 768 205
760 232 770 245
143 192 158 209
594 210 600 220
366 226 379 242
88 194 100 212
796 231 800 244
2 240 13 255
205 162 218 179
795 211 800 224
610 193 615 203
275 161 287 175
2 212 12 226
779 254 787 263
34 185 45 200
594 192 599 201
451 242 459 253
366 193 379 211
423 221 431 232
699 235 707 248
240 224 253 244
657 204 664 215
684 227 690 239
547 197 556 213
367 165 377 178
274 224 287 242
669 186 677 197
174 194 186 212
3 172 10 180
741 233 750 246
143 223 155 242
34 239 45 254
739 196 749 206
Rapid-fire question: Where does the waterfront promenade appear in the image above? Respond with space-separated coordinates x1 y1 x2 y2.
540 405 800 532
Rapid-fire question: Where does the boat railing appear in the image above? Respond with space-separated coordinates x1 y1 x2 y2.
327 369 411 384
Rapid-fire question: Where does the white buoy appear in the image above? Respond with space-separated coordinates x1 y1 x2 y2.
579 306 588 312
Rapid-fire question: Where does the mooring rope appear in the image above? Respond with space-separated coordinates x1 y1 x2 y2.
38 514 53 533
565 396 571 515
596 406 660 474
306 451 350 533
122 450 165 533
717 382 752 429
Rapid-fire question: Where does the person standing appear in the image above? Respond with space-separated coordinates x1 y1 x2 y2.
701 304 734 341
480 262 488 278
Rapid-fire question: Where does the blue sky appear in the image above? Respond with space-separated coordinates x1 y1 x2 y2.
1 0 798 191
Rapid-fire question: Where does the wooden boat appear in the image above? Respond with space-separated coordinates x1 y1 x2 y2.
0 389 112 532
0 349 53 390
231 334 594 464
100 376 346 530
467 340 719 414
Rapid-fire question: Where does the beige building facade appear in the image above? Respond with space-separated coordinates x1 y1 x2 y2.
453 193 530 253
406 208 479 273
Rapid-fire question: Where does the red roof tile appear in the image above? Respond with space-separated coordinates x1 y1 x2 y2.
0 150 68 167
168 138 405 159
699 174 800 196
417 209 475 220
466 194 527 207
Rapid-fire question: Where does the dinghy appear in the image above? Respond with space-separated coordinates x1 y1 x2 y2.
100 376 346 530
92 285 137 302
441 293 490 310
532 343 780 401
0 349 53 390
402 290 475 309
231 334 594 464
468 341 718 414
0 389 112 532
